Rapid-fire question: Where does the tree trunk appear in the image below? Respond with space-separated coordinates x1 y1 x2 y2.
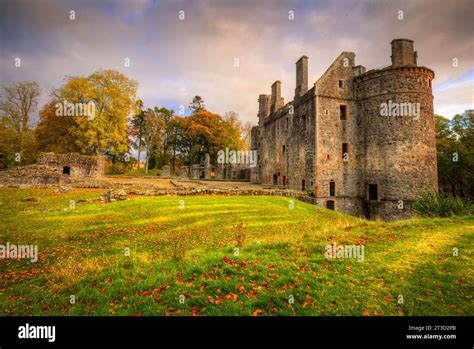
137 138 142 173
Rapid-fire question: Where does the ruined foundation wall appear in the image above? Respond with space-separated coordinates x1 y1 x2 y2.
37 152 105 178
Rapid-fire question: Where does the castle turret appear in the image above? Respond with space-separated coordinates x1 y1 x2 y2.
355 39 437 220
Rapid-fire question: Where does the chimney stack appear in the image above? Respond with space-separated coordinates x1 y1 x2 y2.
391 39 416 67
258 94 271 122
271 81 284 113
295 55 308 98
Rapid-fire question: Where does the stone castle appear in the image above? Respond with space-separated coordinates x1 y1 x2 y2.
250 39 438 221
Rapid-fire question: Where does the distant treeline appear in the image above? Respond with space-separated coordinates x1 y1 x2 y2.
0 70 254 175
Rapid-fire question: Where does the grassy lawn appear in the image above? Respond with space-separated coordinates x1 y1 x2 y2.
0 188 472 316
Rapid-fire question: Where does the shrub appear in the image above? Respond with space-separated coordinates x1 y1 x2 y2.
412 191 473 217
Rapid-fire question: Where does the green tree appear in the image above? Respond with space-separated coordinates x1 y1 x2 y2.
436 112 474 199
189 96 206 113
130 100 146 172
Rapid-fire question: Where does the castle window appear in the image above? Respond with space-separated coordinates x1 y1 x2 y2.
63 166 71 175
326 200 335 210
342 143 349 161
302 114 306 130
302 179 306 191
340 105 347 120
368 184 378 201
329 181 336 196
338 80 344 88
429 79 432 88
282 145 285 153
286 117 289 130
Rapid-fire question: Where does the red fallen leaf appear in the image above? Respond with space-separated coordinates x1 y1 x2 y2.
362 310 370 316
236 284 245 294
305 294 311 301
303 302 309 308
142 291 152 297
384 297 392 303
457 279 465 284
348 281 354 286
224 293 238 302
252 309 263 316
103 277 112 283
373 311 382 316
134 311 142 317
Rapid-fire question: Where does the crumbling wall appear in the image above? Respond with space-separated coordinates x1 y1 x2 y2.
37 152 104 178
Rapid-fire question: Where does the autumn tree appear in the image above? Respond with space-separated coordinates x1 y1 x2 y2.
35 100 79 154
185 110 245 165
57 69 138 158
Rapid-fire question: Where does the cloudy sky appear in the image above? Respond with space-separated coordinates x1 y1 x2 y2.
1 0 472 123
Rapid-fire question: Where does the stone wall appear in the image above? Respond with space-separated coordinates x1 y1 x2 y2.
0 164 72 187
37 152 104 178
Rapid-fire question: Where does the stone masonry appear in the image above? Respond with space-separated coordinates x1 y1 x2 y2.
251 39 438 221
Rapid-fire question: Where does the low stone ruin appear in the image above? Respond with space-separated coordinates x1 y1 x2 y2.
100 189 127 202
177 154 251 181
0 152 104 187
37 152 104 178
0 164 72 187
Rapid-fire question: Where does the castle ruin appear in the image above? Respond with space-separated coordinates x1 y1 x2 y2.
250 39 438 221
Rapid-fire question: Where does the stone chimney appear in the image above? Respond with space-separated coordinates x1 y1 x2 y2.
295 55 308 98
271 81 284 113
391 39 417 67
353 65 366 77
258 94 271 120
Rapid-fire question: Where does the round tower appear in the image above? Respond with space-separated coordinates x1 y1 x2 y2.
354 39 437 220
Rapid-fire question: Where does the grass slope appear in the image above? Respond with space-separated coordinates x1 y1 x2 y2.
0 188 472 316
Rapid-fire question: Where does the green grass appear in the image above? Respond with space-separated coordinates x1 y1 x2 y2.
0 188 472 316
